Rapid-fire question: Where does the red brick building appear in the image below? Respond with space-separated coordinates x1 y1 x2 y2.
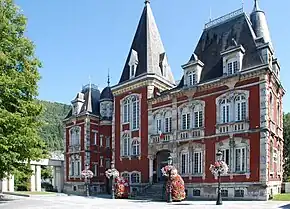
64 0 284 200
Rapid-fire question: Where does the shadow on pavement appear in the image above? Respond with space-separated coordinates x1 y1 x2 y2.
279 204 290 209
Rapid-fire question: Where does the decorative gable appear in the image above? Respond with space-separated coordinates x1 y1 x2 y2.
181 53 204 87
71 92 85 115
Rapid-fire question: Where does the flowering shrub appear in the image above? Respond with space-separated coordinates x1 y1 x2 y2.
105 168 119 179
161 165 178 178
209 161 229 175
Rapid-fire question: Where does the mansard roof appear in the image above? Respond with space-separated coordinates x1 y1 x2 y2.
177 9 264 88
118 1 175 85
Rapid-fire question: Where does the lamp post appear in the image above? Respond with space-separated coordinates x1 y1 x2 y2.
167 155 173 203
216 151 223 205
81 164 94 197
105 161 119 199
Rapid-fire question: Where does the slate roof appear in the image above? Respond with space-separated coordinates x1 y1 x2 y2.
100 86 113 101
65 85 101 119
118 2 175 85
177 12 264 88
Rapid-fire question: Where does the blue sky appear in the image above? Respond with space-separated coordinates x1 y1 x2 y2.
15 0 290 112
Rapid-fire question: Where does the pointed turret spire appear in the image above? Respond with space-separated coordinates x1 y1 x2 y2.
118 1 175 86
250 0 272 45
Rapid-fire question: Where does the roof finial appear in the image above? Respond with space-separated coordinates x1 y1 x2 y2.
253 0 260 11
107 68 110 86
209 7 212 21
145 0 150 5
88 75 91 89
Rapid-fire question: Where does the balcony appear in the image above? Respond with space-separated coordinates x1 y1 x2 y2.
68 145 81 153
216 121 249 134
178 128 204 141
150 133 173 144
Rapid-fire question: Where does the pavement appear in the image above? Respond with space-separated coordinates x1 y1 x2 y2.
0 194 289 209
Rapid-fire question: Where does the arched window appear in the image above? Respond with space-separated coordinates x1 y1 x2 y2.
132 140 140 156
220 98 231 123
164 111 172 133
193 104 203 128
123 99 130 123
121 172 130 182
131 172 141 184
132 96 140 130
69 127 80 145
235 95 246 121
122 134 130 156
181 107 191 130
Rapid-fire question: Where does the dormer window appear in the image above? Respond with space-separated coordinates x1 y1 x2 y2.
188 72 196 86
227 59 239 75
129 49 138 79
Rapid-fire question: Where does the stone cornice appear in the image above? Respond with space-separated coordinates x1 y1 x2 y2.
149 64 269 106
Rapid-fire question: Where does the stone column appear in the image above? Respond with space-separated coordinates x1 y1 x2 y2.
35 165 41 192
51 166 56 189
148 156 154 184
55 167 62 193
8 175 14 192
0 178 8 192
30 165 36 192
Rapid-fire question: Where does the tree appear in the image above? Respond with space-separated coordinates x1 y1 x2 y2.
283 113 290 181
0 0 46 179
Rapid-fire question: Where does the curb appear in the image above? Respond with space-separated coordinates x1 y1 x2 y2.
3 192 30 197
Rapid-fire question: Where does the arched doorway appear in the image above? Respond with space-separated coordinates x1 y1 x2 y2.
155 150 171 182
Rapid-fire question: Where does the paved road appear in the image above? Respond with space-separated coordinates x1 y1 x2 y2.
0 195 289 209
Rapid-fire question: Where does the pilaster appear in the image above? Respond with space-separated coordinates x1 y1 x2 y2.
36 165 41 192
30 165 36 192
84 116 91 166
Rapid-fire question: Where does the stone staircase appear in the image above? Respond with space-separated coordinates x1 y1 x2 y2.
136 183 165 201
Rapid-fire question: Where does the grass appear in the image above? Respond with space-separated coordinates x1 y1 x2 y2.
273 193 290 201
14 191 55 195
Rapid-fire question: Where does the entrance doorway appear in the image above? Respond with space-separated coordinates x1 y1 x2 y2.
154 150 171 182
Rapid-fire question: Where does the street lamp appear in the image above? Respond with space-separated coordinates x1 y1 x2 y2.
167 155 173 203
105 161 119 199
216 151 223 205
209 150 228 206
81 164 94 197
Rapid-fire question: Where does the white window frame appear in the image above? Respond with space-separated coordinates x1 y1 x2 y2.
220 98 231 123
69 126 81 146
156 116 162 134
164 116 172 133
193 104 203 128
131 172 141 184
188 71 196 86
100 156 103 167
123 99 130 123
92 130 98 145
132 139 140 156
227 59 239 75
192 151 202 174
181 110 191 130
234 147 247 173
106 136 110 148
180 151 189 175
131 96 140 130
235 95 247 121
122 134 130 157
121 172 130 182
93 164 98 177
100 135 103 147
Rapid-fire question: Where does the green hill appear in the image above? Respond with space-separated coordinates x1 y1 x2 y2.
38 100 71 151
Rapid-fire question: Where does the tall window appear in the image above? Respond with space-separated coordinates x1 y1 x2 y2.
235 95 246 121
93 131 98 145
234 147 247 172
192 151 202 174
156 117 162 133
180 152 189 174
188 72 196 86
70 127 81 145
132 140 140 156
227 60 239 75
270 140 274 173
182 112 191 130
123 100 130 123
93 164 98 177
220 99 231 123
106 137 110 148
193 105 203 128
165 117 172 133
132 96 140 130
122 135 130 156
131 172 141 184
227 62 233 75
70 161 75 176
221 148 230 168
269 93 274 120
277 145 281 173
